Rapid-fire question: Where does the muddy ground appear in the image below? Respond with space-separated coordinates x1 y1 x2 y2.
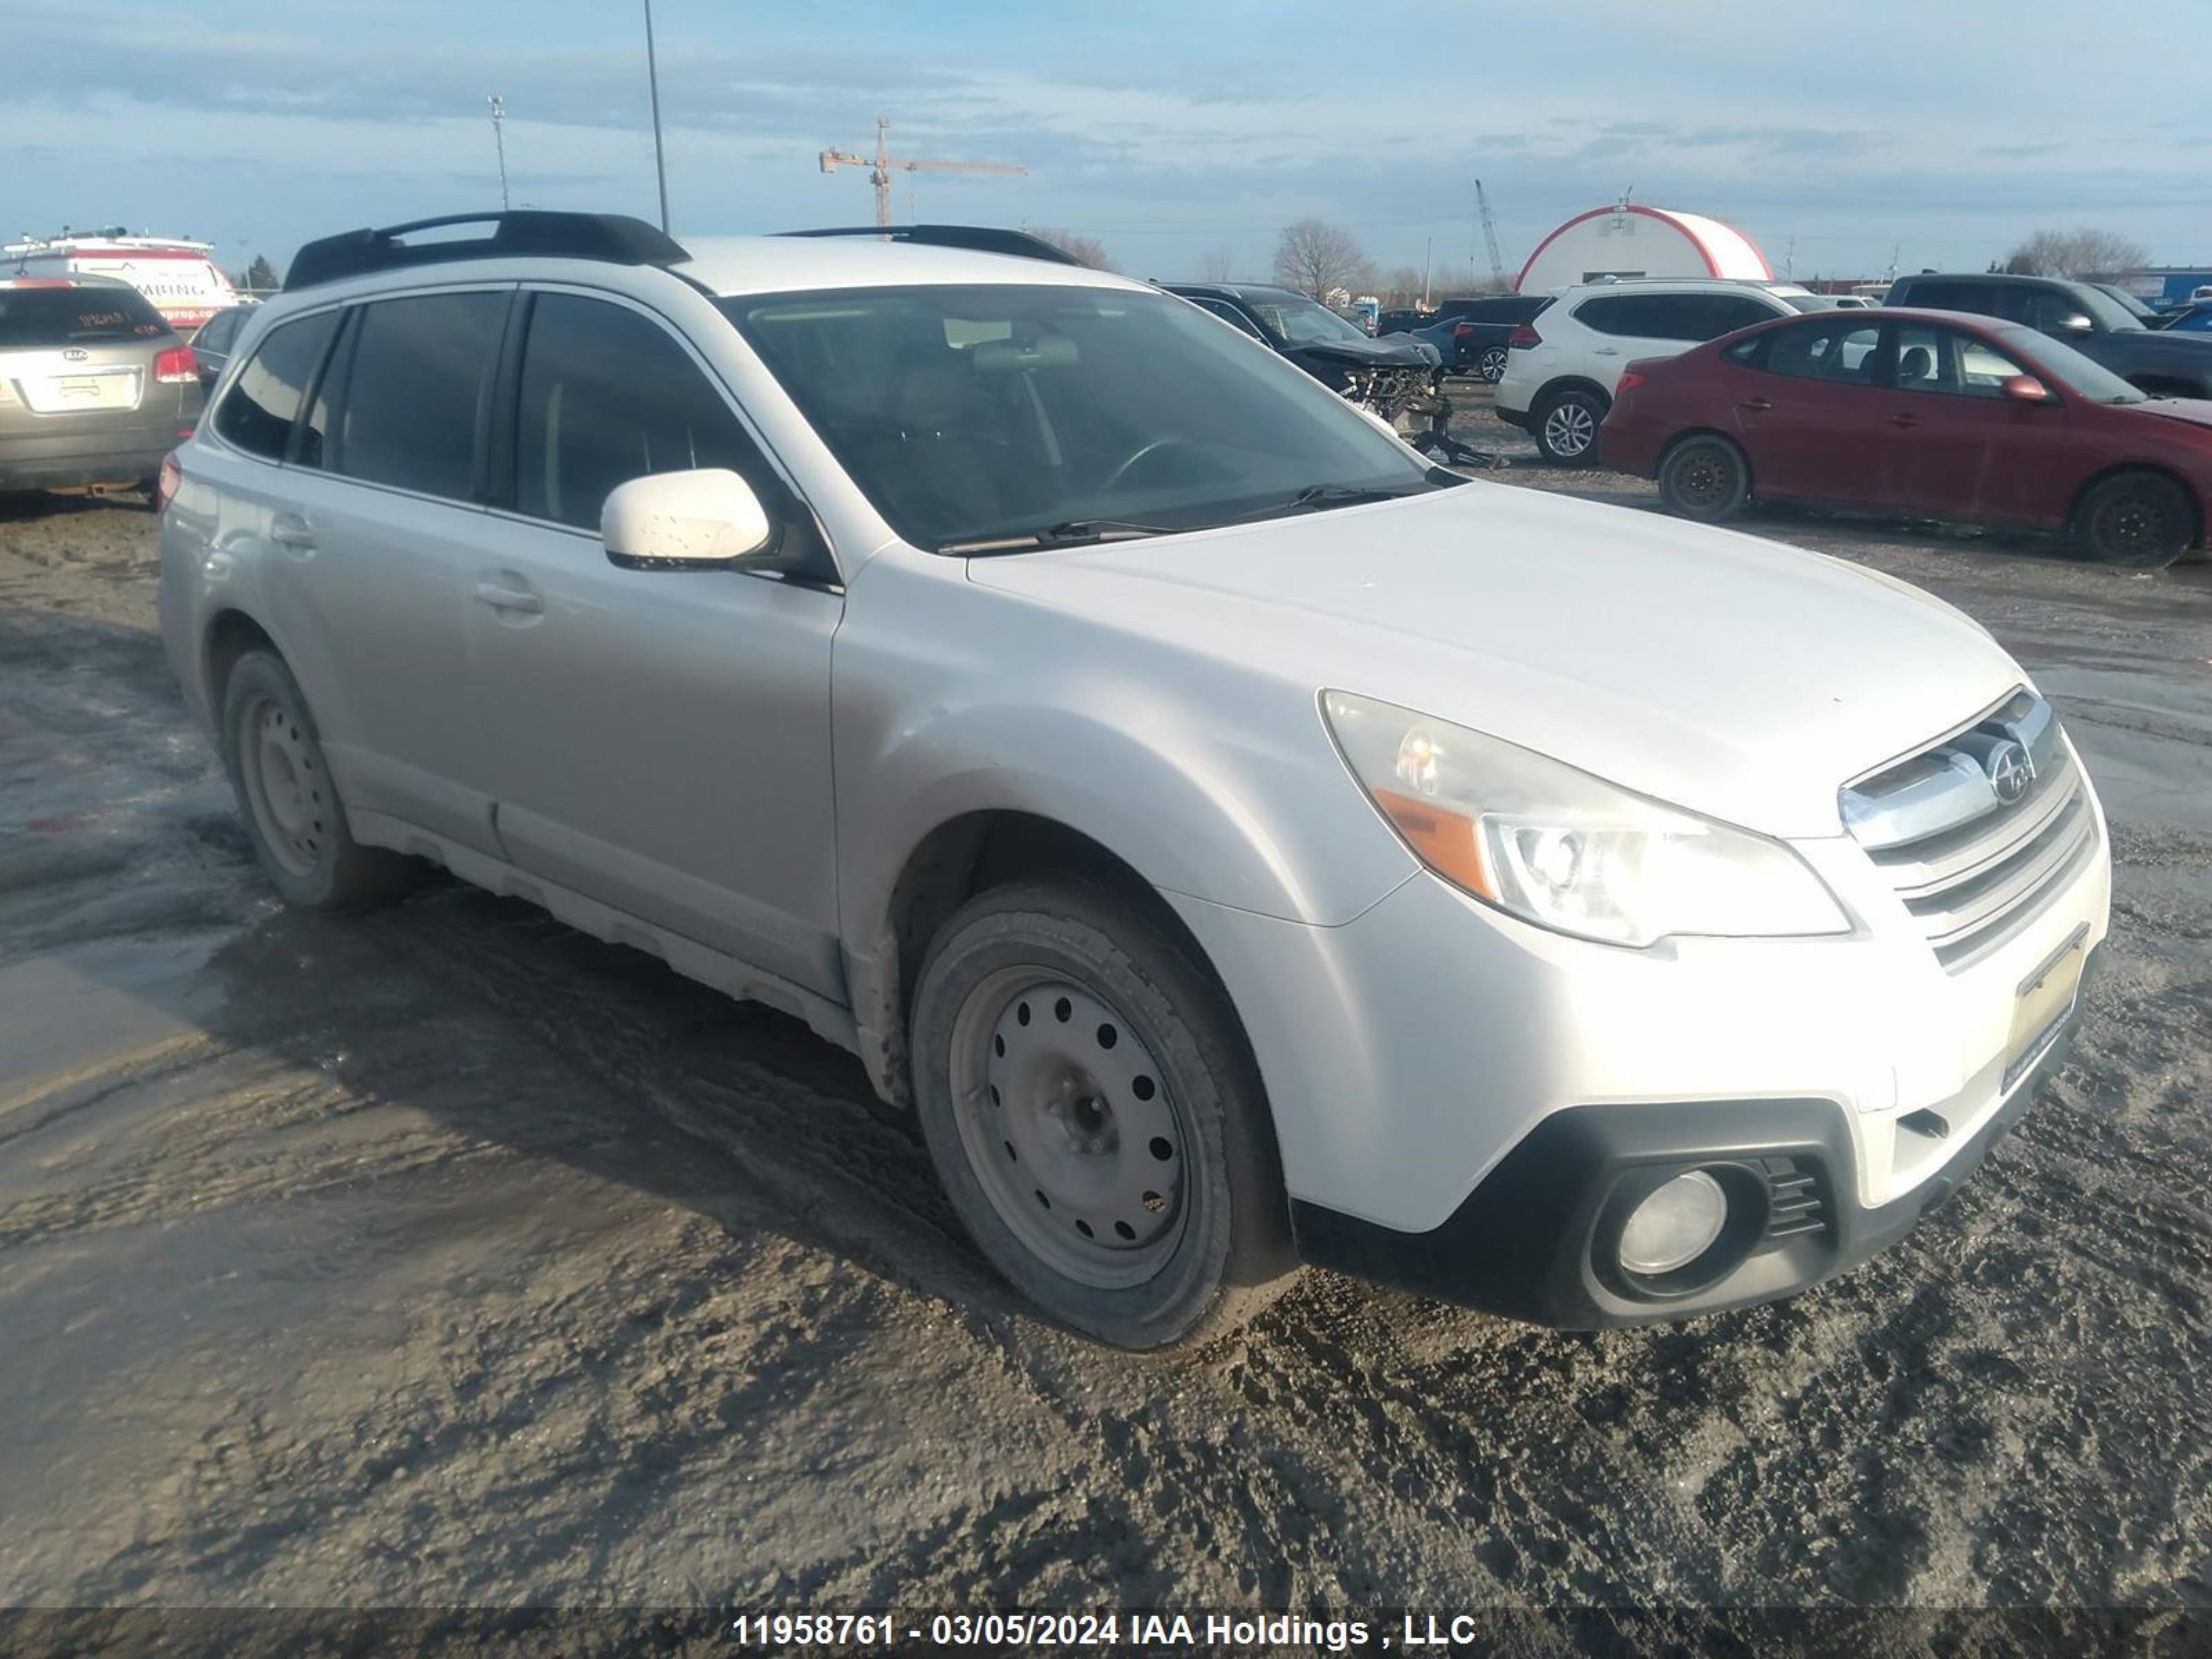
1 399 2209 1635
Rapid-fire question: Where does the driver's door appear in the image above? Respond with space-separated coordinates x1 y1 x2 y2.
462 289 845 998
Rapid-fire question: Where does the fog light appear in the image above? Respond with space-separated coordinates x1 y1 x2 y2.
1618 1170 1728 1276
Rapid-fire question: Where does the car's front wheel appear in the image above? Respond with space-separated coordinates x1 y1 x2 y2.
1477 344 1510 384
1657 433 1752 523
2073 471 2197 569
220 649 417 910
909 881 1294 1349
1534 386 1608 466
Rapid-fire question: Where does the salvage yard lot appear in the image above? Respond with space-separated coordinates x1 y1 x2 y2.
1 449 2207 1611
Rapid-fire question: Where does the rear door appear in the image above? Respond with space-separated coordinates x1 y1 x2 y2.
1877 321 2073 522
1725 317 1888 501
460 288 845 997
227 288 512 856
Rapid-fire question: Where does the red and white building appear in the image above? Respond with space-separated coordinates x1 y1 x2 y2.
3 232 240 332
1516 203 1774 295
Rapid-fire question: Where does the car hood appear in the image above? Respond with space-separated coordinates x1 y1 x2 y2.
2136 395 2212 431
967 484 2025 841
1290 333 1441 368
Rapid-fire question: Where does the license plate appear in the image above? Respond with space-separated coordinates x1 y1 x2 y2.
55 377 104 400
2003 924 2087 1087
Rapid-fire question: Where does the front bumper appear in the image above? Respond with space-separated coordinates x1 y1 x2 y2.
1289 970 2088 1328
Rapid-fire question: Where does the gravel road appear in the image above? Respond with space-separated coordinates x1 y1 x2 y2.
1 446 2207 1640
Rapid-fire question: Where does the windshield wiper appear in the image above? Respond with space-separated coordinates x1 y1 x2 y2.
939 518 1175 555
1207 482 1424 528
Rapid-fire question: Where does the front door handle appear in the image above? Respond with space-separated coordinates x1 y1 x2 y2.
471 581 544 615
269 513 315 551
1888 412 1921 429
1737 397 1773 413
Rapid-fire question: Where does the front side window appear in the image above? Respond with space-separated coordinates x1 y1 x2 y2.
1893 324 2032 397
214 310 339 461
514 293 767 531
1189 297 1264 340
725 283 1441 552
330 291 505 499
192 308 243 355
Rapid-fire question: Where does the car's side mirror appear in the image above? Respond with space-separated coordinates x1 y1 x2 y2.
2060 313 2094 332
601 468 775 571
2000 374 2056 404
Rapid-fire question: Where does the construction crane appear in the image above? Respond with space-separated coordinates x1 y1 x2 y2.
1474 178 1510 292
819 117 1026 229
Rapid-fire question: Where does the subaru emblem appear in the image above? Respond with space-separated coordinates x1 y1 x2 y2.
1984 739 2032 804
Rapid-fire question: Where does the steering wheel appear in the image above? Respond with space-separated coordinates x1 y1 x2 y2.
1102 435 1201 492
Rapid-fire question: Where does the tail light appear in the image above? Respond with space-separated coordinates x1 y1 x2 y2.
153 345 198 384
156 451 183 514
1508 323 1542 349
1453 323 1475 338
1616 371 1648 395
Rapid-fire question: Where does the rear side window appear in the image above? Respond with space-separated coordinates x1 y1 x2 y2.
1701 295 1781 337
1765 321 1883 382
513 293 766 532
331 291 505 500
0 285 171 347
214 310 340 461
1901 280 1996 317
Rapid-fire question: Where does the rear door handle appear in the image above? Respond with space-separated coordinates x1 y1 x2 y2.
269 513 315 551
1737 397 1773 413
1591 346 1620 356
1888 412 1921 429
471 581 544 615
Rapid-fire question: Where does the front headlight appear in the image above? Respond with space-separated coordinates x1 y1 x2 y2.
1322 691 1850 948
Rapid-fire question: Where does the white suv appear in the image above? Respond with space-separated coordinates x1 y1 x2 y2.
159 213 2108 1349
1497 279 1818 465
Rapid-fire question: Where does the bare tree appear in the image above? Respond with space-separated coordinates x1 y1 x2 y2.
1027 226 1116 271
1198 247 1236 283
1273 218 1373 301
1378 264 1428 308
2001 227 2149 281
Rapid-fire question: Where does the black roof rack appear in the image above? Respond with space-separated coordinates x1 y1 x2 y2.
288 211 689 291
778 225 1085 267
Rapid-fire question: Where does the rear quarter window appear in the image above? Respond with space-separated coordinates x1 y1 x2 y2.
0 287 171 348
214 310 341 462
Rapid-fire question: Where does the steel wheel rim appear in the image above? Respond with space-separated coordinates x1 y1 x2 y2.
1544 401 1594 456
1479 346 1508 382
239 693 328 878
1673 447 1732 509
2101 491 2173 558
948 967 1189 1289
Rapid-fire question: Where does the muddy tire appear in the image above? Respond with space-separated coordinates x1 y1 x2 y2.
1534 386 1607 466
219 650 416 911
1658 433 1752 523
2073 471 2196 570
909 881 1295 1349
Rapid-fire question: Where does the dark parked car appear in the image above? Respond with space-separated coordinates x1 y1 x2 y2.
1415 294 1551 383
1375 307 1431 335
1161 282 1440 411
187 303 254 390
1600 307 2212 568
1884 272 2212 400
0 274 204 496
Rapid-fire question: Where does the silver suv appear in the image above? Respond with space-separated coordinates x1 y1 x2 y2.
161 213 2109 1349
1 274 203 495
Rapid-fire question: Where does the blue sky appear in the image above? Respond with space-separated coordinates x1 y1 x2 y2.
10 0 2209 288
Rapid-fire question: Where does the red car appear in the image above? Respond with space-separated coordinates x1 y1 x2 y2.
1600 307 2212 569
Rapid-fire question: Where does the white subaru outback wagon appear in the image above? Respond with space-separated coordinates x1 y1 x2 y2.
158 212 2110 1349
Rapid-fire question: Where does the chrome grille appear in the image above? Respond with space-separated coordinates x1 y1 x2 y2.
1841 690 2097 972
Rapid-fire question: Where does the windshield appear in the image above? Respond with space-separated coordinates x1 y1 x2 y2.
2068 285 2142 332
2095 284 2157 321
724 283 1444 552
1996 324 2147 404
1241 294 1373 348
0 285 171 348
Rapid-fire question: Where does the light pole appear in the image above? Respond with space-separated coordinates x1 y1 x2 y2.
488 92 510 211
642 0 671 232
